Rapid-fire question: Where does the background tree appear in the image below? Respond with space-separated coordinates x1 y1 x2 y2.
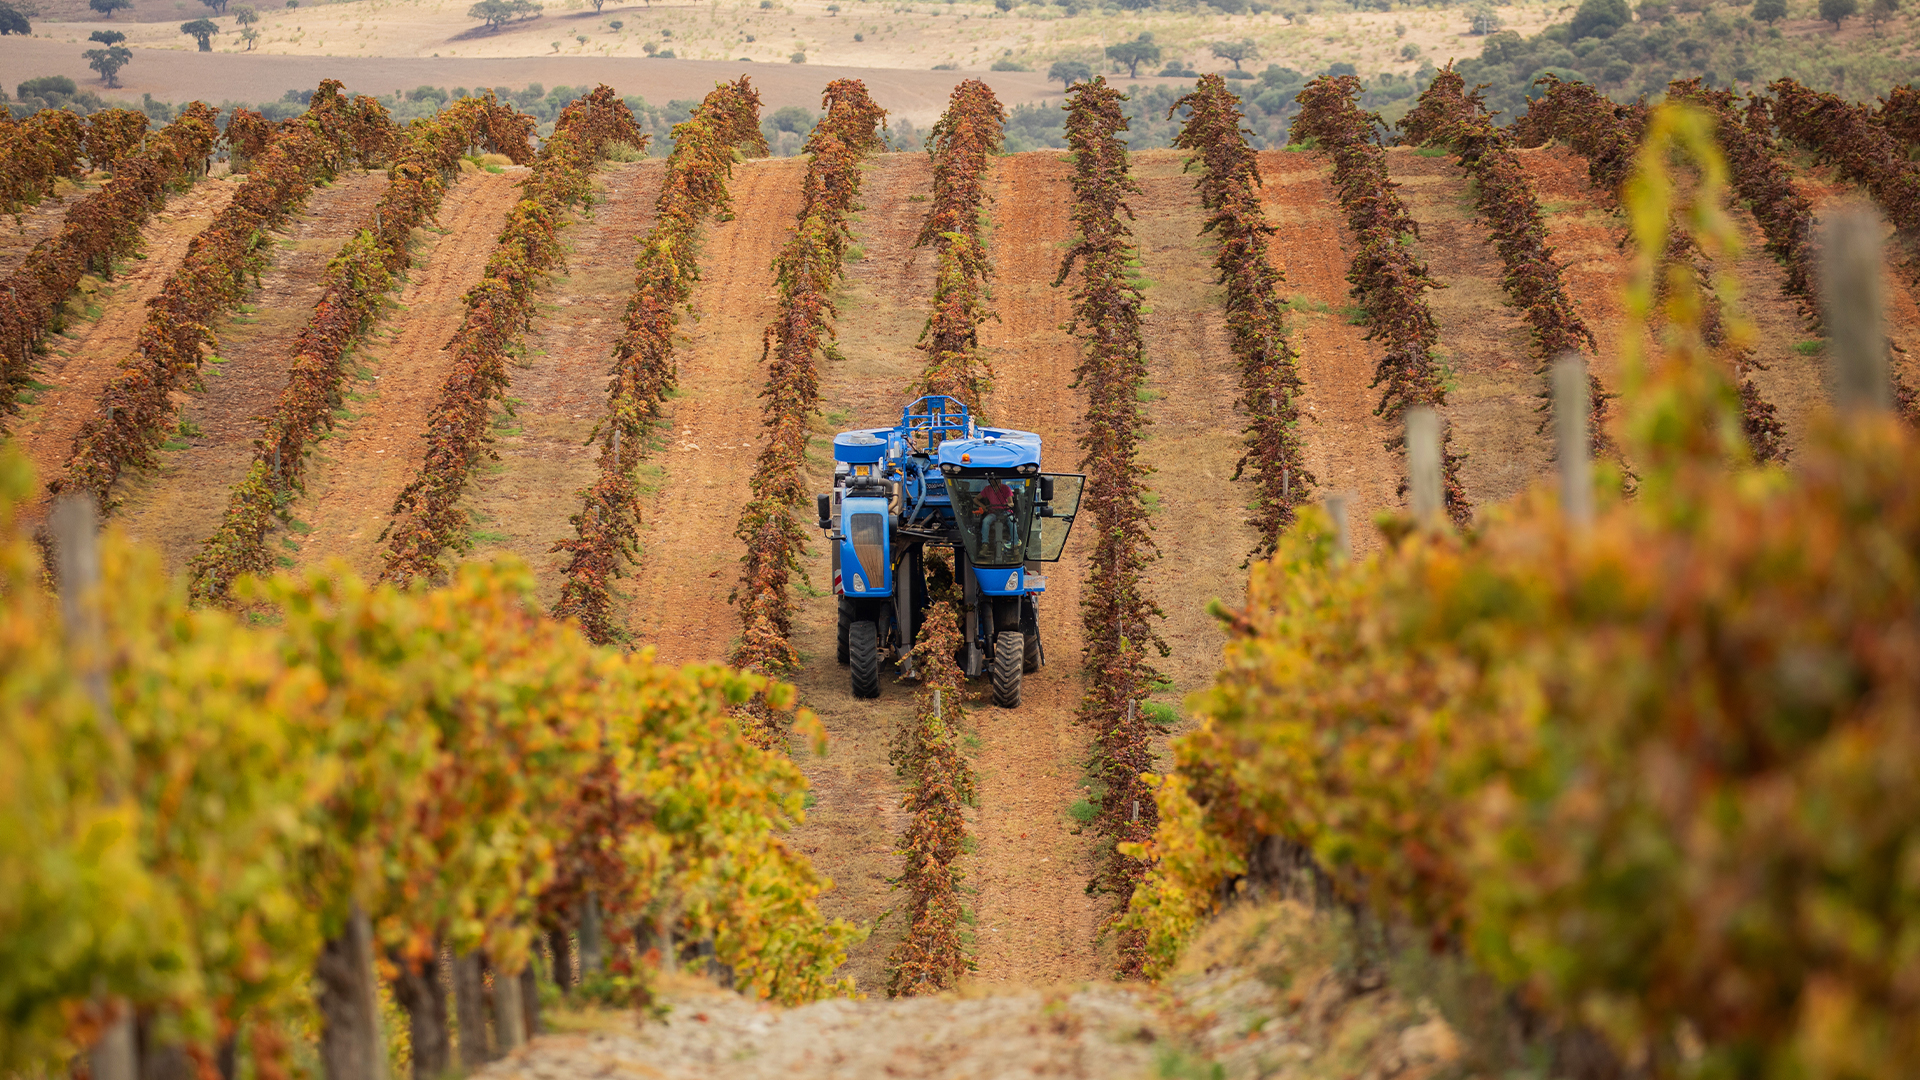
88 0 132 17
589 0 603 10
197 0 227 13
88 26 124 42
1569 0 1629 38
232 0 254 21
469 0 514 28
1751 0 1788 21
0 0 30 35
84 42 131 85
180 16 218 48
1105 32 1160 78
1049 58 1092 87
1210 37 1258 71
1819 0 1858 26
1867 0 1897 31
1468 1 1502 32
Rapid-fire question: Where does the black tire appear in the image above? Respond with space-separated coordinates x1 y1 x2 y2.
836 596 853 666
991 631 1023 708
850 620 881 699
1023 629 1042 674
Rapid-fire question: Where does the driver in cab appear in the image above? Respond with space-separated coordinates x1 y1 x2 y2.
976 476 1019 553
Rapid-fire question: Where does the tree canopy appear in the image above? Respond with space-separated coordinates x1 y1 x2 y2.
1105 32 1161 79
1049 58 1092 88
88 0 133 18
1210 38 1258 71
84 44 132 86
180 16 220 49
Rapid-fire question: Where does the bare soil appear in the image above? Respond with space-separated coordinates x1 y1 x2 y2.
620 154 806 666
292 169 523 579
1127 149 1247 706
784 152 937 992
456 160 667 608
111 168 389 572
1389 147 1551 510
970 150 1105 985
1253 149 1399 556
10 176 240 523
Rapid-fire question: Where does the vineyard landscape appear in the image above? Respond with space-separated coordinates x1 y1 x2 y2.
7 0 1920 1067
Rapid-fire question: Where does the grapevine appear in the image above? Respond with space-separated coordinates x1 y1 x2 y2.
0 108 86 217
83 109 150 172
1872 82 1920 154
1171 75 1312 557
1524 75 1787 461
0 447 856 1076
1125 108 1920 1074
0 104 221 428
1290 75 1471 523
1399 67 1619 464
548 77 766 644
729 79 887 747
378 86 640 587
909 78 1005 412
53 82 396 508
1055 76 1167 977
187 94 534 606
882 560 977 996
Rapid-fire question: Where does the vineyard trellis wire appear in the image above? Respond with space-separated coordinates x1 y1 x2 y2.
728 78 887 748
548 77 767 645
1055 76 1168 978
1170 75 1311 558
186 93 535 606
1290 74 1472 524
378 86 643 587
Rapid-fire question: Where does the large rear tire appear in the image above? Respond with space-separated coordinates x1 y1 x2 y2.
850 620 881 699
991 631 1023 708
836 597 853 666
1023 629 1042 674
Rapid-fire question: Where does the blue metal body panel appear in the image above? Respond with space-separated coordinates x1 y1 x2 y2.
838 495 892 597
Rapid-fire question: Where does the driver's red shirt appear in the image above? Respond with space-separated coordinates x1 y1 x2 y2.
980 483 1014 511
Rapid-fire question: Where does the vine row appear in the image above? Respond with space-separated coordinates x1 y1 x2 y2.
548 77 766 644
910 78 1004 412
0 108 86 216
1523 75 1787 462
883 567 978 996
1400 68 1620 465
0 104 221 429
52 83 395 507
1290 74 1472 523
1056 76 1167 978
187 94 535 606
378 86 644 587
729 79 887 747
1171 75 1312 558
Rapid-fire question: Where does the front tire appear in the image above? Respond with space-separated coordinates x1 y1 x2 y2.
991 631 1023 708
850 620 881 699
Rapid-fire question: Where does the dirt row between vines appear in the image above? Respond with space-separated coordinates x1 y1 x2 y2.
114 168 391 571
0 176 103 278
9 176 240 525
455 160 667 607
290 168 522 579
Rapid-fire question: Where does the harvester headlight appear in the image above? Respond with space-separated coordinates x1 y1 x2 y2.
1005 572 1019 590
851 576 867 593
1018 463 1038 475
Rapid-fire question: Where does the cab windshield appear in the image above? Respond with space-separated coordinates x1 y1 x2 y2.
950 476 1034 567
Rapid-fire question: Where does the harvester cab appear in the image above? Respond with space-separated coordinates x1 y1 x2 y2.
815 395 1083 707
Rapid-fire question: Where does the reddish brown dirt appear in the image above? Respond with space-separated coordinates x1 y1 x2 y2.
1253 149 1398 556
10 177 240 522
455 160 666 607
1389 148 1550 509
1520 145 1639 457
620 155 807 665
0 176 102 278
1127 149 1247 706
969 150 1105 985
291 169 522 578
787 151 936 993
111 169 389 572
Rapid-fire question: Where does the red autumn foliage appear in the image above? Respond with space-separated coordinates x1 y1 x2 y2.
1171 75 1312 558
1291 74 1471 523
0 103 220 428
549 77 766 644
379 86 640 588
910 78 1004 411
188 94 533 606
